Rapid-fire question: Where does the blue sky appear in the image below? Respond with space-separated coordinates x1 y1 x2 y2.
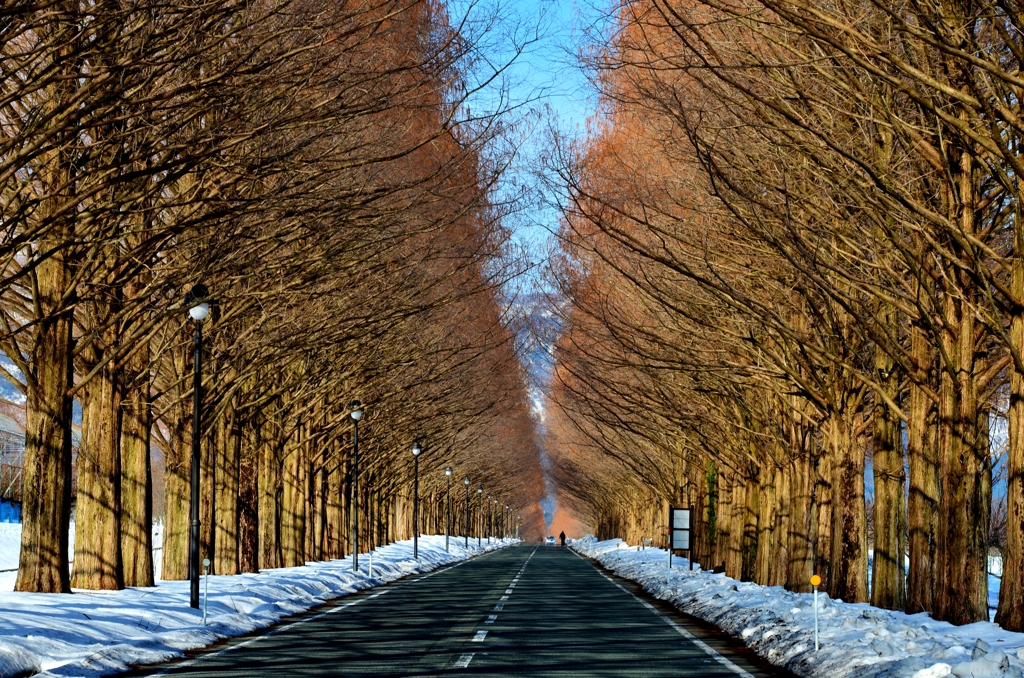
450 0 610 269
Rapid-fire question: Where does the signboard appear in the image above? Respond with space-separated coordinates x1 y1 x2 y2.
670 506 691 551
673 508 690 529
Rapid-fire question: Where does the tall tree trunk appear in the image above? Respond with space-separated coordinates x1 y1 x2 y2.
72 311 124 591
326 448 345 559
755 466 775 585
258 434 282 570
714 468 731 570
120 338 153 587
16 1 79 595
871 338 906 610
771 462 791 588
787 441 815 593
741 467 759 582
238 416 259 573
814 444 832 592
907 320 939 613
999 252 1024 630
827 412 868 602
726 470 745 578
17 263 75 593
281 427 306 567
935 279 989 623
214 400 241 575
162 392 190 580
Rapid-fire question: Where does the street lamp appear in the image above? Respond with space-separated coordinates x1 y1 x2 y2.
486 494 492 543
444 467 453 553
349 401 363 572
463 476 470 548
477 486 483 546
505 504 510 539
411 440 422 559
185 283 210 610
516 515 521 540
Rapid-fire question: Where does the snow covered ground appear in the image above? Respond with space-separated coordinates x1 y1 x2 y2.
573 537 1024 678
0 532 512 677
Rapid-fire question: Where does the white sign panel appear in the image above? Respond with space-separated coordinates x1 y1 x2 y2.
672 529 690 550
672 509 690 530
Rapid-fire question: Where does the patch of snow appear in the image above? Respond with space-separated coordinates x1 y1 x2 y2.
573 536 1024 678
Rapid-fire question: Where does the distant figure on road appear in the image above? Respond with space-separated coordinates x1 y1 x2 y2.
559 531 566 546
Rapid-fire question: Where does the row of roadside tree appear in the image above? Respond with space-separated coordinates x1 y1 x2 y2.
2 0 544 594
545 0 1024 631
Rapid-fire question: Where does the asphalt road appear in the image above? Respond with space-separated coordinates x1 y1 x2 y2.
131 544 794 677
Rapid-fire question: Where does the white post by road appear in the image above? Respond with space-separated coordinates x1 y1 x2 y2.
369 550 373 579
811 574 821 651
202 558 211 626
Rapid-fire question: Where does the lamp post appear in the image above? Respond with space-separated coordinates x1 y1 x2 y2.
463 477 470 548
349 401 363 572
477 487 483 546
492 498 497 543
516 515 520 540
412 441 422 559
444 467 452 553
185 284 210 610
486 494 492 543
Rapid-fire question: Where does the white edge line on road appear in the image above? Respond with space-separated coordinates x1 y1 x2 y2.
569 548 756 678
453 653 474 668
472 630 488 642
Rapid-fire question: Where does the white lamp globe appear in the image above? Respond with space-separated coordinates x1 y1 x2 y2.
189 302 210 321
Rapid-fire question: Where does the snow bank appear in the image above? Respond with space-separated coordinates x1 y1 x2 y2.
0 535 513 677
573 537 1024 678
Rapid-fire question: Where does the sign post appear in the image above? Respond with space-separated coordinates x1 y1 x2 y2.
669 506 692 572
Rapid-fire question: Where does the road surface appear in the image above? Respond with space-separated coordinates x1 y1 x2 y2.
131 544 793 677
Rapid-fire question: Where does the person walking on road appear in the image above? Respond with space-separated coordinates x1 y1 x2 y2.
559 531 566 546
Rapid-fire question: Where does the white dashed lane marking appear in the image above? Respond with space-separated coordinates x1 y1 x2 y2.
459 545 538 668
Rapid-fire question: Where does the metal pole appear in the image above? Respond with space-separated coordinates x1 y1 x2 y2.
189 321 202 610
351 419 359 572
465 483 470 548
413 453 419 559
445 473 450 553
477 490 482 547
